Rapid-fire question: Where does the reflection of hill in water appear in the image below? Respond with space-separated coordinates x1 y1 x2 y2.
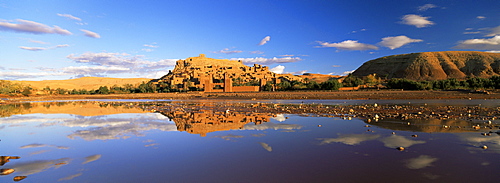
0 102 146 117
160 110 273 136
368 118 488 133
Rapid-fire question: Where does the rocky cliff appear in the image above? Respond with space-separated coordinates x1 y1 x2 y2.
352 51 500 80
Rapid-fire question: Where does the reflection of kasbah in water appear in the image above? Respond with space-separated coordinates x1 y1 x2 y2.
0 101 146 117
160 110 273 136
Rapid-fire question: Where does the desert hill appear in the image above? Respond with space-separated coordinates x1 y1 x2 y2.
11 77 151 90
279 73 341 83
352 51 500 80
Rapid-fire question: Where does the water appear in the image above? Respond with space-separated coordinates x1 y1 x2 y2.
1 101 499 182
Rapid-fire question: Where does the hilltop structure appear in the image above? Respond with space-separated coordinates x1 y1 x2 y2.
352 51 500 81
154 54 280 92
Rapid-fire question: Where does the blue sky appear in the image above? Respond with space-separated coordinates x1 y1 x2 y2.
1 0 499 81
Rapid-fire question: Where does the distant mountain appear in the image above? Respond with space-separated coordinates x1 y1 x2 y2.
11 77 151 90
352 51 500 80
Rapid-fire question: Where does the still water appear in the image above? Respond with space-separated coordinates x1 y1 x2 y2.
1 101 499 182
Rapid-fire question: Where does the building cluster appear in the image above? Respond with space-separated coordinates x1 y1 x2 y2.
153 54 280 92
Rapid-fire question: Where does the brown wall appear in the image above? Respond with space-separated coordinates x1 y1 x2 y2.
232 86 260 92
339 86 360 90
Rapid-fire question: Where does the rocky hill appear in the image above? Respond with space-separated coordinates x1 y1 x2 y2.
352 51 500 80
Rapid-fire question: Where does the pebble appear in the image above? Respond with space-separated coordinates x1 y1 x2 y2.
0 168 15 175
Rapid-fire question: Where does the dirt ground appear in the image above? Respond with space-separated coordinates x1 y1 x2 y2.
2 90 499 103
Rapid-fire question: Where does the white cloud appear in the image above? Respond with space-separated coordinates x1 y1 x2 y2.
401 14 434 28
379 35 423 49
477 16 486 20
464 31 481 34
454 35 500 50
57 13 82 21
19 44 69 51
80 29 101 38
316 40 378 51
269 65 285 74
288 70 308 75
350 28 367 34
231 57 301 65
0 19 72 35
61 65 130 75
29 39 49 44
250 50 264 54
212 48 243 54
67 52 143 67
406 155 438 169
19 46 46 51
0 71 67 80
144 44 159 48
486 25 500 37
142 48 154 52
66 52 178 76
146 71 169 79
56 44 69 48
258 36 271 46
418 4 437 11
486 50 500 53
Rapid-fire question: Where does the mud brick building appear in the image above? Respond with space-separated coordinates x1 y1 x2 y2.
154 54 280 92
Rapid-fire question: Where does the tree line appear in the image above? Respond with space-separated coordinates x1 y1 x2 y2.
2 75 500 96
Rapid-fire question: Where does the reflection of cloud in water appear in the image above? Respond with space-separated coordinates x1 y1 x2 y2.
379 135 425 148
318 134 380 145
3 113 169 128
9 158 69 176
30 150 50 155
58 172 83 181
458 133 500 153
83 154 101 164
251 133 266 137
145 143 159 147
258 142 272 152
20 143 69 149
271 114 286 122
68 121 177 140
406 155 438 169
56 113 177 141
20 143 46 148
213 134 244 141
243 122 301 131
1 115 69 124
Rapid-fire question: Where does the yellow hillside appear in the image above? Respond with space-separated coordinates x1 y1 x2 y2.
11 77 152 90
